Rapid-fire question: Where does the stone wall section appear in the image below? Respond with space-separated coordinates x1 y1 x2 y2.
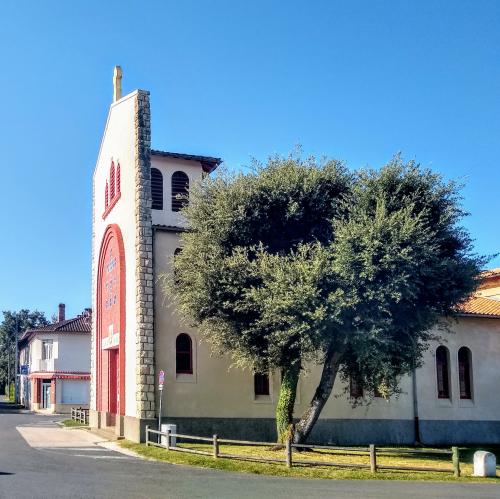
134 90 156 419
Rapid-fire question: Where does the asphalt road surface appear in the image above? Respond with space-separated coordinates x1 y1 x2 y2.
0 398 498 499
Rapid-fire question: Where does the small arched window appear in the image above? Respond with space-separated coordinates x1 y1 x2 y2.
436 346 450 399
171 171 189 212
105 181 109 208
151 168 163 210
176 333 193 374
458 347 472 400
116 163 121 195
110 162 116 199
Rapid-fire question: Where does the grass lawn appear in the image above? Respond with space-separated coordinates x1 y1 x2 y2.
60 419 88 428
120 440 500 482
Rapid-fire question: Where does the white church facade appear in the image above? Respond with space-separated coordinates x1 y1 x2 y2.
90 69 500 444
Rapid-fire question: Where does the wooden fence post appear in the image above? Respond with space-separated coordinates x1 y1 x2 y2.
452 446 460 478
165 429 171 450
369 445 377 473
145 425 150 446
285 438 292 468
213 434 219 458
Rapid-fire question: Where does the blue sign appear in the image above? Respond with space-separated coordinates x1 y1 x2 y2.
20 365 28 375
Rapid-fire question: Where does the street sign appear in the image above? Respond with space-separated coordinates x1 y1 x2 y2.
158 369 166 432
20 365 28 375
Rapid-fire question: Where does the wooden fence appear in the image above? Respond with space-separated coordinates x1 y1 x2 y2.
70 407 89 425
145 427 461 477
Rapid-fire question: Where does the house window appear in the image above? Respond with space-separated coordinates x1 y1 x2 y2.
42 340 53 360
349 373 363 399
254 373 270 396
176 334 193 374
436 346 450 399
171 171 189 212
458 347 472 400
151 168 163 210
110 162 115 199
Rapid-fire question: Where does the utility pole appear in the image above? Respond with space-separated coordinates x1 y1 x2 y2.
14 316 19 404
7 350 10 398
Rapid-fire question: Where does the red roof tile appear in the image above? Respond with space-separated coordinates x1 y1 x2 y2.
458 296 500 318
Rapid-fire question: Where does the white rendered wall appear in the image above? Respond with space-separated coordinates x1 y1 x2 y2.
153 230 414 421
55 333 90 372
150 155 204 228
92 91 140 417
154 230 500 423
416 316 500 421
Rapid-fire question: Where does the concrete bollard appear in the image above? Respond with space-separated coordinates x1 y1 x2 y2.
473 451 497 477
161 423 177 447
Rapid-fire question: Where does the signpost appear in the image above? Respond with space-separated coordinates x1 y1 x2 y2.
158 370 165 433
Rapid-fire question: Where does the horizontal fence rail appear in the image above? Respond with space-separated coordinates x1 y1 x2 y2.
70 407 89 425
144 426 461 477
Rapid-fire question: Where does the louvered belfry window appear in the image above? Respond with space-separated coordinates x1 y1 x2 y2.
151 168 163 210
171 171 189 212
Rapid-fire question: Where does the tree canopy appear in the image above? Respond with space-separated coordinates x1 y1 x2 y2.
166 153 484 443
0 310 49 393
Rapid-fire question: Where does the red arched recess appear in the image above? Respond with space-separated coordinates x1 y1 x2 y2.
96 224 126 417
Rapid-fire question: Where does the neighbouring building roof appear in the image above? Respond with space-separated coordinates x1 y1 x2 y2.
151 149 222 173
458 295 500 318
19 311 91 345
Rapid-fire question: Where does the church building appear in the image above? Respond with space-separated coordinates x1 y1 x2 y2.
90 68 500 444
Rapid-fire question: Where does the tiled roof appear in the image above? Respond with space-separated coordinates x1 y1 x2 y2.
151 149 221 173
458 296 500 318
21 313 91 341
481 268 500 278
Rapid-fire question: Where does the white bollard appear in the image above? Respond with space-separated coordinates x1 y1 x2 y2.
161 423 177 447
473 451 497 477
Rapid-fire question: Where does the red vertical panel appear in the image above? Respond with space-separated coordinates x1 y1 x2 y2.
97 224 126 417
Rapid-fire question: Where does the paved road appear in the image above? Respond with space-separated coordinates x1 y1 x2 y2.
0 399 498 499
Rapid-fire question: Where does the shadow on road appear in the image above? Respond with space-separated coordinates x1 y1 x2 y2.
0 399 25 414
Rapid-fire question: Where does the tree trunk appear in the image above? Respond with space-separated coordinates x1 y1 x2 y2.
293 346 342 444
275 363 301 444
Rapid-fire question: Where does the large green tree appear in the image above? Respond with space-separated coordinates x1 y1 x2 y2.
167 154 483 444
168 155 353 442
293 159 484 442
0 310 49 394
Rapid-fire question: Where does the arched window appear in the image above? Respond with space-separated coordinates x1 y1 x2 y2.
254 373 270 396
436 346 450 399
176 333 193 374
105 181 109 208
110 162 116 199
458 347 472 400
116 163 121 195
171 171 189 212
151 168 163 210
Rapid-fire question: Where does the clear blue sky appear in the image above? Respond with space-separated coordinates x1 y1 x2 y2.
0 1 499 319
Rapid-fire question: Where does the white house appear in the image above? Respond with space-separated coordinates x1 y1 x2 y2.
19 304 91 414
90 68 500 444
